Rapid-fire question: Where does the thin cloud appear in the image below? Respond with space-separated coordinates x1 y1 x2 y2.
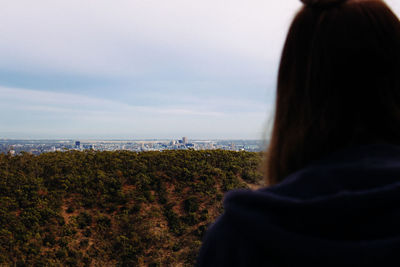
0 86 268 139
0 86 225 116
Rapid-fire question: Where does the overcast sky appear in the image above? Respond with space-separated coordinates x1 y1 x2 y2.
0 0 399 140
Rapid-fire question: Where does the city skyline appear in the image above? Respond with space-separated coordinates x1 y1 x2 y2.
0 137 266 155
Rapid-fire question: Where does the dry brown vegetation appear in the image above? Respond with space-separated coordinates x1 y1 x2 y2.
0 149 264 266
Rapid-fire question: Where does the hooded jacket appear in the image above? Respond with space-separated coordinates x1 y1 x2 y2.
196 144 400 266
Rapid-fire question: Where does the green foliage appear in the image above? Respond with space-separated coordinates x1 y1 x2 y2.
76 212 92 229
164 203 185 236
0 149 263 266
184 196 199 213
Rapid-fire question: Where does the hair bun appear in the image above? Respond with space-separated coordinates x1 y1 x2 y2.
300 0 348 8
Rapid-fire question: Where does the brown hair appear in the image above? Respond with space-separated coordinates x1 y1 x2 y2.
266 0 400 185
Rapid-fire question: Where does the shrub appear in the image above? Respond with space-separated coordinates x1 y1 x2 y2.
183 196 199 213
76 212 92 229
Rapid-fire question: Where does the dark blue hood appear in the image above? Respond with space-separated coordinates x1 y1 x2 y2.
197 144 400 267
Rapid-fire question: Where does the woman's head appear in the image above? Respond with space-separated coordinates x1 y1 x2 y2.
266 0 400 185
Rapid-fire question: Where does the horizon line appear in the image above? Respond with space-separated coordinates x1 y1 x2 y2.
0 138 265 141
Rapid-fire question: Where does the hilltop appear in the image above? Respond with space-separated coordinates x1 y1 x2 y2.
0 150 264 266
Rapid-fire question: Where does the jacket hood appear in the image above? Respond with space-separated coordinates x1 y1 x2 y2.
222 144 400 266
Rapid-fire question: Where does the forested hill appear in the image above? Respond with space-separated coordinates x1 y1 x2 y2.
0 150 264 266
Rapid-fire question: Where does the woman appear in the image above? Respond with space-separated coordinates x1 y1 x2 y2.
197 0 400 266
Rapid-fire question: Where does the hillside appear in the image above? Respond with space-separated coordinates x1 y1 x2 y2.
0 150 264 266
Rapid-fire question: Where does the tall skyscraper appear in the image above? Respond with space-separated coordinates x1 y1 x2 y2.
182 137 188 145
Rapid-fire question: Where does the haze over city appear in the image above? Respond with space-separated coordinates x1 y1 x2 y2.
1 0 399 139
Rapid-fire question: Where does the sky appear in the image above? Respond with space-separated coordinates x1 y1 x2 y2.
0 0 399 140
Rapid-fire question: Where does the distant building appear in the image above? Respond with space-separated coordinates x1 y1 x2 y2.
75 141 82 150
182 137 188 145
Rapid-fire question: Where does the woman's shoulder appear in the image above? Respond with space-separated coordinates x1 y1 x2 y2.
196 207 277 267
197 144 400 267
